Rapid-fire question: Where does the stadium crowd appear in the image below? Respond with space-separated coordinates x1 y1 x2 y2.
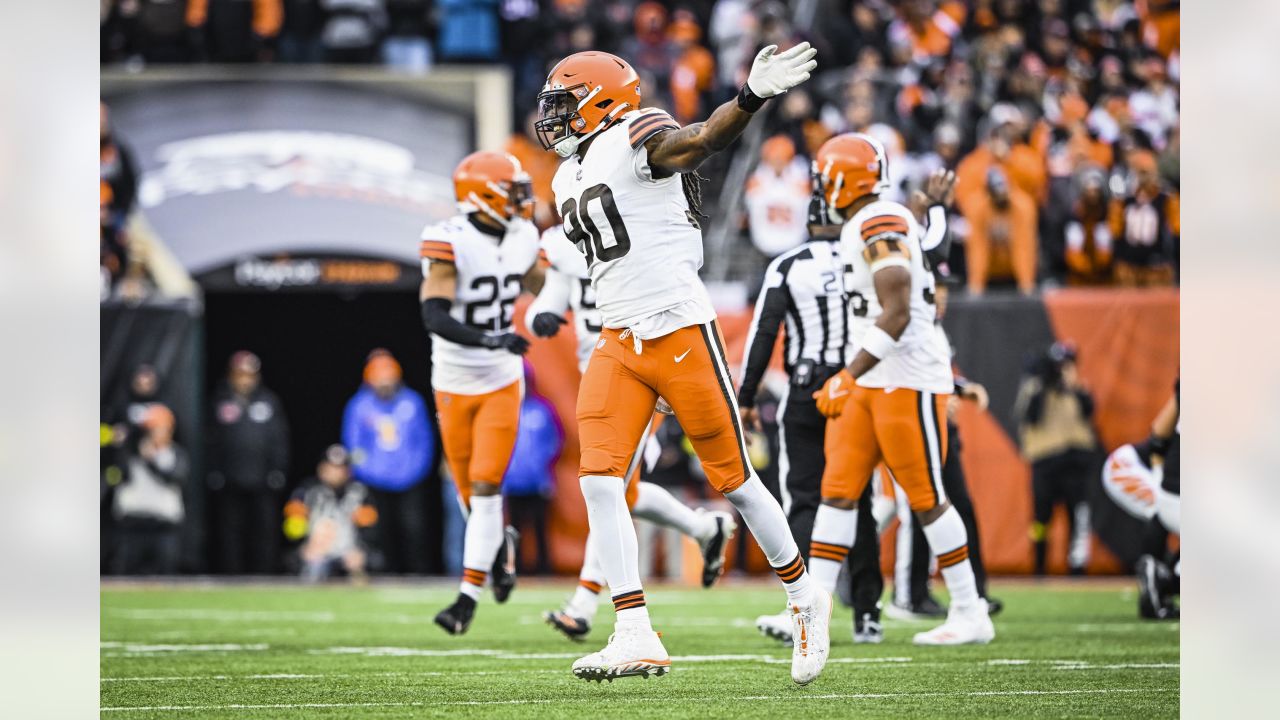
102 0 1179 292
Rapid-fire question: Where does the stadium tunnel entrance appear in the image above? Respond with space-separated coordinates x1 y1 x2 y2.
199 257 446 574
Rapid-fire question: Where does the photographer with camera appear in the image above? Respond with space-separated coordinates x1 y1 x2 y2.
1014 342 1099 575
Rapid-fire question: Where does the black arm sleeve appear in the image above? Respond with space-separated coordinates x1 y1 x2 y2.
737 285 790 407
421 297 496 348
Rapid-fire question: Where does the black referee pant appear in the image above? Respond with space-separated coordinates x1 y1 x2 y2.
775 382 828 564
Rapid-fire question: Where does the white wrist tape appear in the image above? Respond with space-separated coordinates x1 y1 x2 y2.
860 326 898 360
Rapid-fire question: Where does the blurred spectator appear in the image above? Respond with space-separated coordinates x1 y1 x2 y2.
278 0 327 62
502 363 563 575
208 351 291 573
1109 149 1178 286
964 167 1037 295
111 405 189 575
708 0 753 90
101 103 139 234
187 0 285 62
319 0 387 63
1128 54 1178 150
101 183 128 300
910 122 963 187
669 10 716 125
341 349 435 574
500 0 544 109
1014 342 1098 576
382 0 432 70
1062 166 1113 285
955 120 1046 219
436 0 501 62
283 444 378 582
744 135 809 259
1137 0 1180 59
101 0 195 64
621 2 678 109
886 0 964 64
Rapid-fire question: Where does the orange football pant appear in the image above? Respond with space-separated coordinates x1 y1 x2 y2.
435 379 522 508
579 321 751 494
822 385 949 512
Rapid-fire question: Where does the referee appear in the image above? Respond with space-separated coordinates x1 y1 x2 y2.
738 191 848 563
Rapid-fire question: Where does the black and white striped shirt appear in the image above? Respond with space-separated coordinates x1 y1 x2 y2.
738 239 849 406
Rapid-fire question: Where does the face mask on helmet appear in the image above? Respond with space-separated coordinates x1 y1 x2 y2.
511 176 535 220
808 170 833 226
810 164 847 225
535 88 587 157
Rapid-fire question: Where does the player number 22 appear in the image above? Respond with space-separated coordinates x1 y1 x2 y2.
561 183 631 266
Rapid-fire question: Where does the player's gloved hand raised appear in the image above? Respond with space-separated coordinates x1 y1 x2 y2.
531 312 568 338
481 332 530 356
813 368 855 418
746 42 818 98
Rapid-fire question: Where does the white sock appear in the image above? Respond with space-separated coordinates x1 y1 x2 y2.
459 494 505 601
580 475 650 628
570 531 606 620
921 506 980 609
725 474 814 607
632 481 714 541
809 504 856 596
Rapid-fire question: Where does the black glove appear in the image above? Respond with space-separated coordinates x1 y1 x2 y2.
481 332 530 355
531 312 568 338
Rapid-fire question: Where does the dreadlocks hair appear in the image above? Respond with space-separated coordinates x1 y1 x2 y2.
681 171 708 226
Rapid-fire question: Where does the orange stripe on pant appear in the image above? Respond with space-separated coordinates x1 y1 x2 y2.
821 385 949 512
434 379 522 508
577 322 750 494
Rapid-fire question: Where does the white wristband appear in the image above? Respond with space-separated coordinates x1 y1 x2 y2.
860 326 897 360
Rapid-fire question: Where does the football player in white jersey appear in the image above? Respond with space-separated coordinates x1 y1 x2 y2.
807 133 995 645
419 151 542 635
526 226 737 640
534 46 830 685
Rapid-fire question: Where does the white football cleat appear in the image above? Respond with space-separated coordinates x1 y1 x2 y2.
572 623 670 682
790 590 831 685
755 608 793 645
912 601 995 646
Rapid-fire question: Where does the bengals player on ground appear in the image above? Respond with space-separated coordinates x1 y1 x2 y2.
808 133 995 645
419 151 542 635
535 45 830 685
526 226 737 640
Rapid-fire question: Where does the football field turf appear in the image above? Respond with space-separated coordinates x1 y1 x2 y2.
101 579 1178 718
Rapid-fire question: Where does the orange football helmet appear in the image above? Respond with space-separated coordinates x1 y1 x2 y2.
536 51 641 157
812 133 890 220
453 151 533 225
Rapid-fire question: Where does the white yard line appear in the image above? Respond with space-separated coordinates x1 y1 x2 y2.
100 642 268 654
102 687 1178 712
102 670 566 683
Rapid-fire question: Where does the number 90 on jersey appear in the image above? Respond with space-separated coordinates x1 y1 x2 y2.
561 183 631 266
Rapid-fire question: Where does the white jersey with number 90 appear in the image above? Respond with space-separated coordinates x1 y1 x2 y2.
551 108 714 333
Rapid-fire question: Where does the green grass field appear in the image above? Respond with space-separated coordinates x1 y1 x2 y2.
101 579 1178 718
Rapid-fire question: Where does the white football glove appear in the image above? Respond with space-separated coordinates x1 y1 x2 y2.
746 42 818 98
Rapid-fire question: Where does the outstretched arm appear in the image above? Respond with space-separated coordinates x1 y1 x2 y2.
646 42 817 177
